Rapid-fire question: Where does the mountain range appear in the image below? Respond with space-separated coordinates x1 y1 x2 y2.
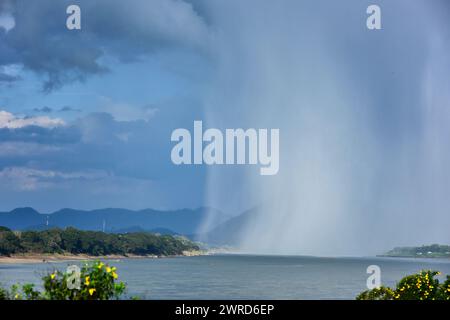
0 207 225 235
0 207 255 245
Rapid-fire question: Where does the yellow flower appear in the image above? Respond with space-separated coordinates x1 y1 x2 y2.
14 294 19 299
112 267 117 272
112 272 118 279
106 267 112 273
50 273 56 280
97 262 104 269
89 288 96 296
85 276 90 286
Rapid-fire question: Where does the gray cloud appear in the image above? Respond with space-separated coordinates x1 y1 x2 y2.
31 106 82 113
0 72 19 83
0 108 187 180
0 0 210 91
33 106 52 113
59 106 81 113
0 125 80 145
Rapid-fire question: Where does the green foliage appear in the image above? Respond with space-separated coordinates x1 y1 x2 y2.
0 226 199 257
0 283 41 300
20 284 42 300
42 261 126 300
394 270 440 300
1 261 126 300
0 229 22 256
356 286 395 300
0 287 9 300
436 275 450 300
357 270 450 300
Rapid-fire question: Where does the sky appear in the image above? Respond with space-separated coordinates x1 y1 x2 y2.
0 0 450 255
0 0 213 212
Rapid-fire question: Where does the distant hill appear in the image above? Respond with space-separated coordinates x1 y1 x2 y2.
197 208 258 245
0 207 227 236
381 244 450 258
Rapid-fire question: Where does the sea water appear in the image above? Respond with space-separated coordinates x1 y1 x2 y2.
1 254 449 300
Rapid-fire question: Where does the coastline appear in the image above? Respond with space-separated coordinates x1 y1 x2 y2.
0 250 207 265
377 255 450 259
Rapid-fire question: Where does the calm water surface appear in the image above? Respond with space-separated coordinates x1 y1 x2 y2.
1 254 449 299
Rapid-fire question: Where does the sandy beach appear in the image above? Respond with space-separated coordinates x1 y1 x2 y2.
0 250 208 264
0 253 134 264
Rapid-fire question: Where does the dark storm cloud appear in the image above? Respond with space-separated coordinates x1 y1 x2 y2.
0 0 210 91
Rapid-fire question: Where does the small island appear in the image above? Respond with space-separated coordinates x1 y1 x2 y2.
0 226 201 263
380 244 450 258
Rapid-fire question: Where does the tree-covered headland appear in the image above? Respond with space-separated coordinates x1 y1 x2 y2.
0 226 199 257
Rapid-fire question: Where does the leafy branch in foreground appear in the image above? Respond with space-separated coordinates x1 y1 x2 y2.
0 261 126 300
357 270 450 300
